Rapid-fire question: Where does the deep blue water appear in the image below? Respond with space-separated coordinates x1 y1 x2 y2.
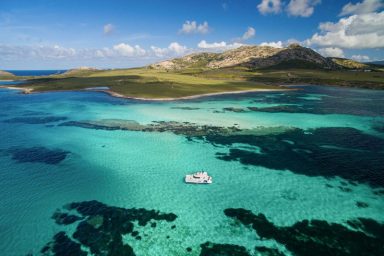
5 70 67 76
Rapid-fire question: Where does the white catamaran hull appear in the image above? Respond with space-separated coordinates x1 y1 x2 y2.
185 174 212 184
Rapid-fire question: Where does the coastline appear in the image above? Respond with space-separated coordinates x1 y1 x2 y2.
102 88 291 101
0 86 33 94
0 85 290 101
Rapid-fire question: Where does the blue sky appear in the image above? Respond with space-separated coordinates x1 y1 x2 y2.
0 0 383 69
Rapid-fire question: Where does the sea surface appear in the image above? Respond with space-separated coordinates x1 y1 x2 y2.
0 83 383 255
5 70 66 76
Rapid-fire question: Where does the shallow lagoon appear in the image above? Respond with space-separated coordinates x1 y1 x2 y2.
0 85 383 255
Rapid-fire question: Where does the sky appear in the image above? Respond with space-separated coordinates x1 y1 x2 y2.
0 0 383 69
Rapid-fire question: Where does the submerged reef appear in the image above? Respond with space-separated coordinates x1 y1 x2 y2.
60 118 384 188
170 106 200 110
59 119 242 136
6 146 69 165
40 232 87 256
200 242 250 256
211 127 384 188
34 201 384 255
40 200 177 256
224 208 384 256
220 105 312 114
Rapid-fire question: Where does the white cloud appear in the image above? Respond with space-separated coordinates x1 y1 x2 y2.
197 40 243 51
0 42 190 62
112 43 146 57
257 0 282 15
150 46 169 57
179 21 210 34
318 47 345 57
150 42 188 57
340 0 384 16
103 23 114 35
242 27 256 40
286 0 321 17
0 44 79 60
260 41 284 48
168 42 187 55
351 54 370 61
306 11 384 49
233 27 256 43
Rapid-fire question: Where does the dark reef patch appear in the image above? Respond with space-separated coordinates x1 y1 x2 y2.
38 200 177 256
40 231 87 256
59 119 241 136
200 242 250 256
4 116 67 124
249 87 384 117
7 146 69 164
209 127 384 188
171 106 200 110
224 208 384 256
248 105 312 114
356 201 369 208
338 186 353 193
255 246 285 256
223 107 248 113
52 211 82 225
374 189 384 196
372 121 384 133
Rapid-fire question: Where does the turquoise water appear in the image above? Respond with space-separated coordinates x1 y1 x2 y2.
0 85 383 255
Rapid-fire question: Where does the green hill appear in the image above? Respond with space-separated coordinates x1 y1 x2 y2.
0 70 16 78
150 44 342 71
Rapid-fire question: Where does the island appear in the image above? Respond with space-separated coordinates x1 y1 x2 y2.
1 44 383 100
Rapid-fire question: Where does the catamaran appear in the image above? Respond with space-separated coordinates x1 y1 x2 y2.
185 171 212 184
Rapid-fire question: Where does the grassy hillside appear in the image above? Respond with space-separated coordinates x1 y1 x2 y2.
331 58 370 69
18 68 281 99
0 70 16 79
200 67 384 89
11 66 383 100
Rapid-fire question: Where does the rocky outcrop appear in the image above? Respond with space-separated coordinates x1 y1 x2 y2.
150 52 219 70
